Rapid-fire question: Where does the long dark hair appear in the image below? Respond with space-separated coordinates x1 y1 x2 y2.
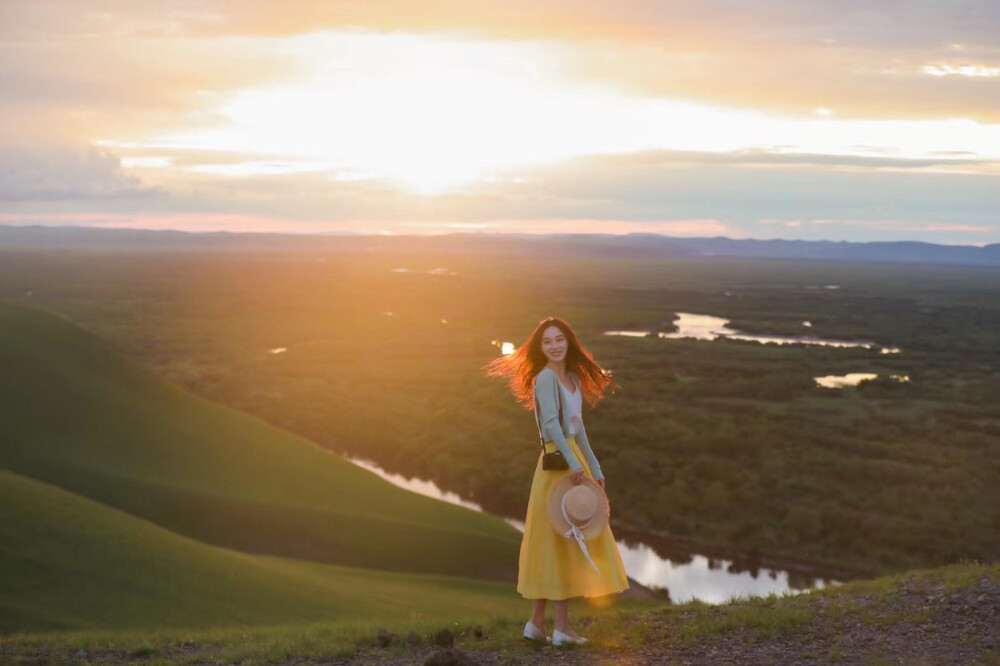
485 317 617 409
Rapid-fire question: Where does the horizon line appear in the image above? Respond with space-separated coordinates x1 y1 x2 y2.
0 223 996 249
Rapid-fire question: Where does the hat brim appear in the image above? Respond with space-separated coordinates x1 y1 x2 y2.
547 475 609 541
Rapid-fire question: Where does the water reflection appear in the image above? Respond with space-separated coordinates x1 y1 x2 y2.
607 313 901 353
391 267 458 276
268 347 288 355
345 455 838 603
814 373 877 388
603 330 653 338
348 456 479 510
657 314 729 341
348 457 525 531
815 373 911 389
616 539 829 603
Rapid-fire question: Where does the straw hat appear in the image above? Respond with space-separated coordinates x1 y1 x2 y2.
547 476 609 541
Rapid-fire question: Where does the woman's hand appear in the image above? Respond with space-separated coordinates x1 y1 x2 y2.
571 469 584 485
596 478 609 517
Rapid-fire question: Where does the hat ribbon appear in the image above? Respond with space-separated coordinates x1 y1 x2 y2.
561 494 601 575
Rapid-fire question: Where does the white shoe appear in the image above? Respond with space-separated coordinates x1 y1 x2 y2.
552 629 587 646
523 620 550 643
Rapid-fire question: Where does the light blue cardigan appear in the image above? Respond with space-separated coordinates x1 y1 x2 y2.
533 367 604 481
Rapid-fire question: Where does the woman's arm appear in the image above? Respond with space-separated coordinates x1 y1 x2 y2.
574 421 605 482
534 370 583 472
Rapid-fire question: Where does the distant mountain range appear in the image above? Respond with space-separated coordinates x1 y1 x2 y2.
3 224 1000 266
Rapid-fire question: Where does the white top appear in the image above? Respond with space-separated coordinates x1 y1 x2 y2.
558 376 584 436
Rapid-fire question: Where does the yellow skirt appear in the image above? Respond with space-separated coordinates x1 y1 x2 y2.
517 436 630 600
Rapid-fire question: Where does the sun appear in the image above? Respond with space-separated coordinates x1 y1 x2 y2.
117 31 1000 197
147 33 592 195
137 32 742 195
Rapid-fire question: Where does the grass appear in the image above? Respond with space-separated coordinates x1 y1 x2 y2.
680 603 813 644
0 470 533 634
0 601 658 664
3 562 996 664
0 304 520 582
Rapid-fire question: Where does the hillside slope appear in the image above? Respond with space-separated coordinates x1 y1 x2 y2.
0 470 526 634
0 304 519 579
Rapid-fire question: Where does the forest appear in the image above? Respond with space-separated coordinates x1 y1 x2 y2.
2 239 998 575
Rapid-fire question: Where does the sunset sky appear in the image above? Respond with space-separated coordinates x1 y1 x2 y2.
2 0 999 243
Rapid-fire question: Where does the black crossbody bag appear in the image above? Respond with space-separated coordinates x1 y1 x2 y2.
534 375 569 470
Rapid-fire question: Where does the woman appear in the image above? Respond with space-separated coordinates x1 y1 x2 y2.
486 317 629 646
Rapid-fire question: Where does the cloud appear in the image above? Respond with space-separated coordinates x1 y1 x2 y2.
397 218 731 236
563 148 998 171
3 1 999 243
19 146 1000 235
558 42 1000 122
3 136 998 244
922 63 1000 78
3 148 999 244
0 7 295 143
0 146 160 201
12 0 996 51
809 219 994 233
0 212 336 234
4 0 1000 126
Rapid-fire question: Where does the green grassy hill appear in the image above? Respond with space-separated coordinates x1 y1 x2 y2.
0 469 527 634
0 304 520 580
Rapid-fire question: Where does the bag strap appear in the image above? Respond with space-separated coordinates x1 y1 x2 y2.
533 371 563 451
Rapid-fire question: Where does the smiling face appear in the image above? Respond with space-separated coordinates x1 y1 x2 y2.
540 325 568 365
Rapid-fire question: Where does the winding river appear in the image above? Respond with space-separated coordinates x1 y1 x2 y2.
347 456 840 603
606 312 901 354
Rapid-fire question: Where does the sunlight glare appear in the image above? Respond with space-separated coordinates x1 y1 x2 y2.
144 32 773 193
137 31 1000 195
